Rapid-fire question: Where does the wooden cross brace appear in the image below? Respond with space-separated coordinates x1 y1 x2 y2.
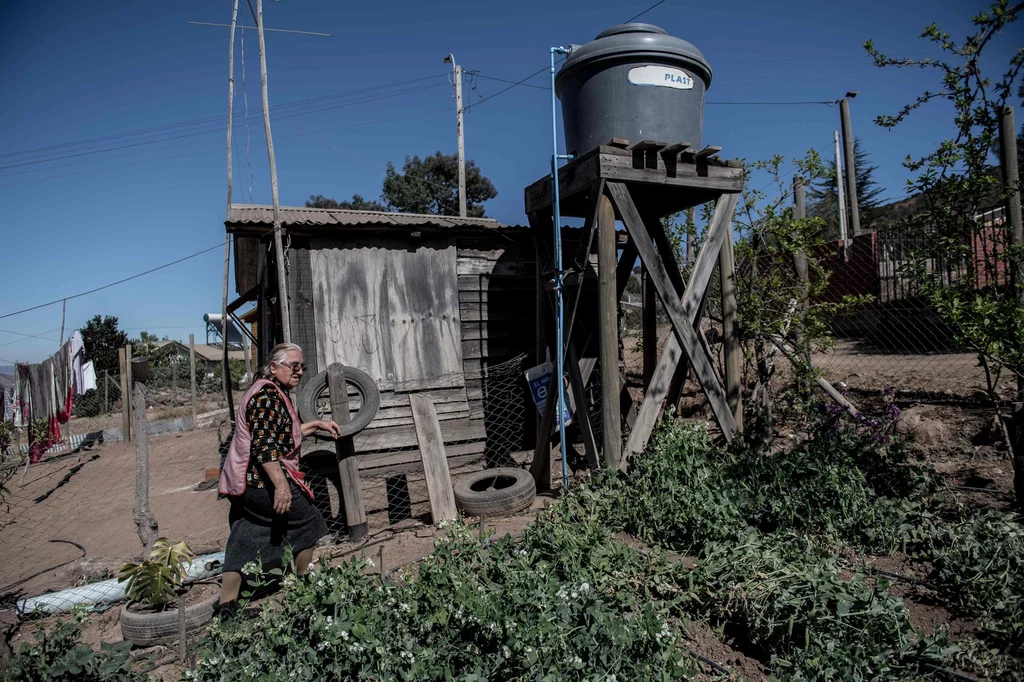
604 182 741 465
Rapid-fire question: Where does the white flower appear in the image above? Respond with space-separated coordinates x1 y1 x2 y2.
398 602 410 612
579 582 590 593
502 645 511 658
325 616 333 626
606 676 618 682
241 561 260 574
437 520 449 528
340 630 349 640
365 557 376 568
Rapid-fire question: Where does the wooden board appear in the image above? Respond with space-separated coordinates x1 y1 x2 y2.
410 394 458 523
310 238 395 385
329 364 368 538
310 237 465 393
387 242 465 390
524 147 744 217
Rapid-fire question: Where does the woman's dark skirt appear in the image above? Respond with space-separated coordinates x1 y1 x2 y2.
223 479 328 573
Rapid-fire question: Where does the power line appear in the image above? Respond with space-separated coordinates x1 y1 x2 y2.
0 76 449 164
0 330 61 349
624 0 667 23
0 328 59 343
0 82 452 175
473 73 548 91
0 244 223 321
186 21 332 37
707 100 837 106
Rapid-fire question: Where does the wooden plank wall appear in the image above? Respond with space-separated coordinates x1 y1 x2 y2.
455 233 537 421
287 240 319 394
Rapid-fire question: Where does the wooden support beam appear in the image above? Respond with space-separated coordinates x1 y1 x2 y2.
410 394 458 524
598 191 622 468
608 182 738 440
642 266 657 390
565 344 600 469
718 218 744 431
615 241 639 302
527 210 554 492
628 140 668 170
328 363 367 540
624 195 736 465
606 138 630 149
695 145 723 159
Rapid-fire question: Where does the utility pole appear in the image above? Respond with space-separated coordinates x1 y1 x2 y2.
834 130 849 259
445 53 467 217
840 93 861 237
256 0 291 342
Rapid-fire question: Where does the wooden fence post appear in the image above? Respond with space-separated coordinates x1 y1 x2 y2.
132 382 158 553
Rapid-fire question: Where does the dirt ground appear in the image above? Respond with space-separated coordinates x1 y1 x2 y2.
3 338 1020 680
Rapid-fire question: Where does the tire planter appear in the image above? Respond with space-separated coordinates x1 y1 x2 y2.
119 596 219 648
296 366 381 437
453 468 537 518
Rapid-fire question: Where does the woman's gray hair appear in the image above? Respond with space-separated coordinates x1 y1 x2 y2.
258 342 303 378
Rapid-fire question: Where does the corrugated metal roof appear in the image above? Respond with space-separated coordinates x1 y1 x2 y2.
227 204 509 230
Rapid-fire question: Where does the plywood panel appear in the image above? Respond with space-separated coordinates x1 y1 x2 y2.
387 241 464 390
310 238 394 385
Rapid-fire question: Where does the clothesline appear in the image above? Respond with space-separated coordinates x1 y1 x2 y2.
12 331 96 463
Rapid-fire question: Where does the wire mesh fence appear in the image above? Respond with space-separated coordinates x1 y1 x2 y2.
0 351 538 632
301 353 532 538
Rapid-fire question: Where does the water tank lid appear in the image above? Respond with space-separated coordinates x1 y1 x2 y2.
557 22 712 90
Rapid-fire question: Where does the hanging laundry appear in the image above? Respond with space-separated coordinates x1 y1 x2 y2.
71 331 86 395
16 340 74 463
81 360 97 393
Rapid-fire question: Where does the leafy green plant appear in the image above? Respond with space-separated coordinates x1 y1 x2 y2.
7 610 141 682
865 1 1024 397
118 538 193 609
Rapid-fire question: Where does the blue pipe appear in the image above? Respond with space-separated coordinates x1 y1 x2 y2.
550 46 572 492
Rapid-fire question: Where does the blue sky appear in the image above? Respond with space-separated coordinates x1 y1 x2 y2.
1 0 1020 364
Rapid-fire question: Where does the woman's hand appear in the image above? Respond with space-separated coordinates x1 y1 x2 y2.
317 419 342 439
273 484 293 515
300 419 343 438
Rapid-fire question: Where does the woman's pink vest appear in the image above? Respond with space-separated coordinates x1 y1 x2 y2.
218 379 313 499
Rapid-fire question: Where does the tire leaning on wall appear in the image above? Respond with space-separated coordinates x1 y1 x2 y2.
295 366 381 437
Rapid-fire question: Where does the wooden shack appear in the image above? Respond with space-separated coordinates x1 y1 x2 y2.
225 205 539 490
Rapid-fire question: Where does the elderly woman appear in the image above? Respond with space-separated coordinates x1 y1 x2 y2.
218 342 340 610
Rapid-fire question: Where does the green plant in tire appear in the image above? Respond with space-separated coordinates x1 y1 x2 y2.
118 538 193 609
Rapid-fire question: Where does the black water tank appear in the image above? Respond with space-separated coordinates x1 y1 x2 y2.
555 23 712 156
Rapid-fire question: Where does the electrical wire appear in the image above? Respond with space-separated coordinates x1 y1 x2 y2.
0 244 223 321
624 0 667 23
707 99 837 106
0 78 451 173
473 73 548 91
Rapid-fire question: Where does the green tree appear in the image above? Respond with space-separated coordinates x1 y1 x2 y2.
865 0 1023 396
382 152 497 217
807 138 886 239
305 194 387 211
80 315 127 375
